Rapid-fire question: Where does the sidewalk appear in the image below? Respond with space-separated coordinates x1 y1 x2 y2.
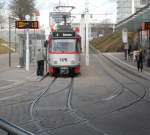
107 52 150 72
103 52 150 80
0 53 38 90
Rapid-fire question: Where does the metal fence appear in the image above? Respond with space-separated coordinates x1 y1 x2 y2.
0 118 35 135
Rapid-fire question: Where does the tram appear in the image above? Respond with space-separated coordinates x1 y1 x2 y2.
46 25 81 76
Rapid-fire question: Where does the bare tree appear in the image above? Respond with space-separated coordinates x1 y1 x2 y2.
9 0 36 19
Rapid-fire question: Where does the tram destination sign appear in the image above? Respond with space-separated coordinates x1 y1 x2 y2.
15 21 39 29
52 32 75 38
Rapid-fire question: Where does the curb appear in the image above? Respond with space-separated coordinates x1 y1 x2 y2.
103 54 150 81
90 46 150 81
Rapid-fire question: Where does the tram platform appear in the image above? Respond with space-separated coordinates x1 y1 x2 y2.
103 52 150 80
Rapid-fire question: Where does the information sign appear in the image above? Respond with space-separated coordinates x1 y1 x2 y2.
15 21 39 29
52 32 75 38
122 28 128 43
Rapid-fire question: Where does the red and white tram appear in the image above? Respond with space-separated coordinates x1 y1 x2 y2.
47 27 81 76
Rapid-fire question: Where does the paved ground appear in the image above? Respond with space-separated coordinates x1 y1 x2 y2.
0 53 38 90
0 53 18 71
1 51 150 135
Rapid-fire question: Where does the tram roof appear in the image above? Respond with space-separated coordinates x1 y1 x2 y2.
115 3 150 32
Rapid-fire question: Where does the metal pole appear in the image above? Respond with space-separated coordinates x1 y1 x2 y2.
122 28 128 61
18 37 22 68
26 29 29 71
25 15 30 71
113 24 115 32
8 15 11 67
59 0 61 6
85 8 89 66
15 26 16 52
46 46 48 72
127 43 128 61
132 0 135 14
80 14 85 54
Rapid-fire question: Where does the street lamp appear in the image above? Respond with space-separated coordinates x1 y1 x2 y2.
25 15 30 71
8 15 11 67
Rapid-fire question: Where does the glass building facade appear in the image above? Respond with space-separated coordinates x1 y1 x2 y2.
117 0 150 23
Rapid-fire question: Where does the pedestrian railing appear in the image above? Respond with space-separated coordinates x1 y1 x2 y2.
0 118 35 135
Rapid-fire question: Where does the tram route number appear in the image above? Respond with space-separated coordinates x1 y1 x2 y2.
60 58 67 62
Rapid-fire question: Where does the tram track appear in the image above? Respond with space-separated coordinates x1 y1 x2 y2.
29 77 80 135
91 49 148 113
64 78 110 135
0 74 50 107
28 77 75 135
105 56 150 101
7 49 147 135
0 86 50 107
0 49 149 135
2 47 147 135
101 53 149 96
29 77 57 134
26 76 109 135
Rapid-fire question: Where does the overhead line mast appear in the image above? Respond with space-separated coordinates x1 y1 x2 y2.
85 0 89 66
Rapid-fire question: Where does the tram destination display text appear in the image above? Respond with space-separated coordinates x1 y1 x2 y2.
15 21 39 29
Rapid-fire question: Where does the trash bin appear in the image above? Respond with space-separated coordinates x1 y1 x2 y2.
19 57 24 67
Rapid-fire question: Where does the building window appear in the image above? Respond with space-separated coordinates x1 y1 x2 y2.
140 0 148 4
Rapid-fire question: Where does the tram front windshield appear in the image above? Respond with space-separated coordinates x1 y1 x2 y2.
52 39 76 52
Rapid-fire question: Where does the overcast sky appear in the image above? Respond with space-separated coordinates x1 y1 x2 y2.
36 0 117 28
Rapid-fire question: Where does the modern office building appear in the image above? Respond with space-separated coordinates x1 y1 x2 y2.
117 0 150 22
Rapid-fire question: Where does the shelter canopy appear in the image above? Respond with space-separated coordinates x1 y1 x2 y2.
116 4 150 32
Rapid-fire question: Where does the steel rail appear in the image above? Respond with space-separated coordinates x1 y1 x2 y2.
0 75 49 135
90 46 148 110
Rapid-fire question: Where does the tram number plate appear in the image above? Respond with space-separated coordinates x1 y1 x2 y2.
60 58 67 62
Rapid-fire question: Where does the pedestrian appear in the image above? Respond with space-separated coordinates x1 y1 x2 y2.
128 44 131 55
137 48 143 72
36 48 44 76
